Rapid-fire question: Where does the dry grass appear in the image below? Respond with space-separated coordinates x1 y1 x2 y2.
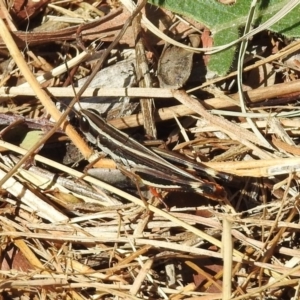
0 1 300 299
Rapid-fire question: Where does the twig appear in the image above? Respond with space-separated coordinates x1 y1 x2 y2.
222 217 233 299
132 2 157 138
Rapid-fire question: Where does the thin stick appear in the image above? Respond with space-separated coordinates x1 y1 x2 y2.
222 217 233 299
237 0 273 150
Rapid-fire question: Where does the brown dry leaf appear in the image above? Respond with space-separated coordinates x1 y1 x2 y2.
201 28 213 66
1 244 33 271
190 258 223 293
10 0 50 24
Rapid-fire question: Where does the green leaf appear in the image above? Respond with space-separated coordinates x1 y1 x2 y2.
148 0 300 75
20 130 43 150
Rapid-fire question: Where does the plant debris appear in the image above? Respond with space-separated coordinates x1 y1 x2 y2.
0 1 300 300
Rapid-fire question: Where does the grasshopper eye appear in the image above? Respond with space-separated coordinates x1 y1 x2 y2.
79 116 90 133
